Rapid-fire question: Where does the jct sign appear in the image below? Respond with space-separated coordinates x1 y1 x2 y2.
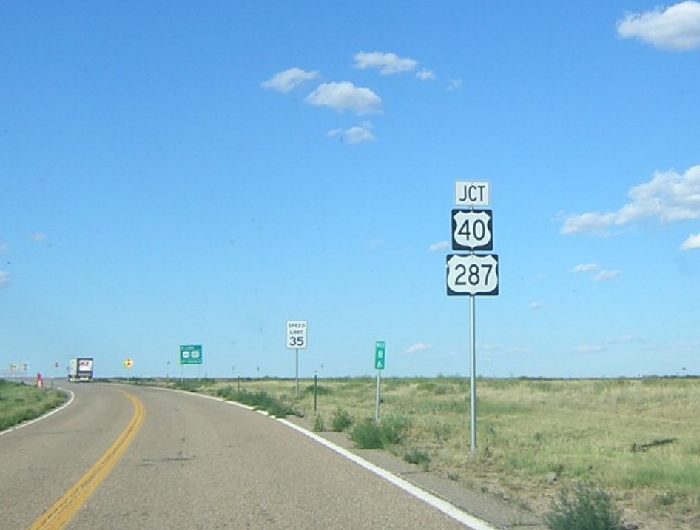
455 181 490 207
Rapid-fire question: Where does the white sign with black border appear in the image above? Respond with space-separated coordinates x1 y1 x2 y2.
286 320 307 349
451 209 493 251
446 254 499 296
455 181 490 207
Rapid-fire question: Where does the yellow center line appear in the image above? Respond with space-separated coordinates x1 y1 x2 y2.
29 390 146 530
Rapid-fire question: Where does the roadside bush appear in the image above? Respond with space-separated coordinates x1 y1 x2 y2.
330 407 353 432
404 448 431 469
313 413 326 432
304 384 331 396
416 382 436 393
217 388 299 418
380 415 411 445
351 419 384 449
545 483 625 530
350 416 411 450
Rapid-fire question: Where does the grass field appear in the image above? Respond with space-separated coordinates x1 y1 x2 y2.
165 376 700 529
0 379 68 431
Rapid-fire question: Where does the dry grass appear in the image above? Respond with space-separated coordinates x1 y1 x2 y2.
168 376 700 529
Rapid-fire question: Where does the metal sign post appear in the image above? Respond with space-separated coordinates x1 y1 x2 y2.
446 181 499 455
470 294 477 452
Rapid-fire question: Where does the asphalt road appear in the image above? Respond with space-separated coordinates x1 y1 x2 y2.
0 382 477 529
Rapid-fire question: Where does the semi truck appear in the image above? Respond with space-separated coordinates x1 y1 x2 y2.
68 357 94 382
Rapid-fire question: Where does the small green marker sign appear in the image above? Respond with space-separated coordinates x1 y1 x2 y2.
180 344 203 365
375 341 386 370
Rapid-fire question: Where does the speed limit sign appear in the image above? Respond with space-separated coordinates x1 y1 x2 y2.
286 321 307 349
446 254 499 296
451 209 493 251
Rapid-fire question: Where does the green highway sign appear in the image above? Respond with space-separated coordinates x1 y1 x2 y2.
180 344 203 365
375 341 386 370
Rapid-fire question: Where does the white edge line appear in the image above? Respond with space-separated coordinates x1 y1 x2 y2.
162 387 498 530
278 418 499 530
0 388 75 437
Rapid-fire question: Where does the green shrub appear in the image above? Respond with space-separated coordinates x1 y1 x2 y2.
378 415 411 445
404 448 431 469
545 483 625 530
351 419 384 449
350 417 411 450
304 384 331 396
433 384 450 395
330 407 353 432
217 388 299 418
416 382 436 393
313 414 326 432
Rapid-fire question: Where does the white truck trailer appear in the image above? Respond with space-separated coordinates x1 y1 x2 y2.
68 358 94 382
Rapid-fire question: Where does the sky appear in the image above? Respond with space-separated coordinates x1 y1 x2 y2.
1 1 699 379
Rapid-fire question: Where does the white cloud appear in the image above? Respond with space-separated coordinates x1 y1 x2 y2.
571 263 600 273
477 342 500 354
508 347 532 355
305 82 382 115
428 240 449 251
594 270 622 282
328 122 376 144
681 233 700 250
368 238 383 249
528 301 547 310
617 1 700 51
261 67 319 93
32 232 47 243
0 243 6 252
416 68 436 81
606 335 643 345
561 165 700 235
353 51 417 75
405 342 431 354
576 344 605 353
0 271 9 288
446 79 463 91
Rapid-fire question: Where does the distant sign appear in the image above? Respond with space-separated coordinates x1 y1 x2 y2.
287 321 307 349
451 209 493 251
180 344 203 365
375 341 386 370
446 254 499 296
455 181 490 207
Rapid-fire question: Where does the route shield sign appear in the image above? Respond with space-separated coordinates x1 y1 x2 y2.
446 254 499 296
375 341 386 370
451 209 493 251
180 344 203 365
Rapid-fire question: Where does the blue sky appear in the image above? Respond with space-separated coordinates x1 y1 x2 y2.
2 1 699 379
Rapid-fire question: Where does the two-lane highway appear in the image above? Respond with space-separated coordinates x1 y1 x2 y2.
0 383 481 529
